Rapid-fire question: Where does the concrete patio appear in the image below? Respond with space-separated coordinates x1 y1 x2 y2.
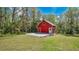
26 33 49 37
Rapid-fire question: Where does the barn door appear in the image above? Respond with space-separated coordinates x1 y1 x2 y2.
40 25 48 33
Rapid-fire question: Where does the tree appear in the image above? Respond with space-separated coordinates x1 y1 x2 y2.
31 7 39 32
0 7 4 35
58 7 79 35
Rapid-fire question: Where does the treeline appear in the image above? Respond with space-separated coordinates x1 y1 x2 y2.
0 7 79 35
0 7 56 35
0 7 42 35
57 8 79 35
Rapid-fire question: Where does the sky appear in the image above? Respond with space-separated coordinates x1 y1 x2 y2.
37 7 68 16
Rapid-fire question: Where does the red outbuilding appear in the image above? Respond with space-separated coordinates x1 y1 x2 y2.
36 19 56 34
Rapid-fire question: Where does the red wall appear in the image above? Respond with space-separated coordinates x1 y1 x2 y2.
37 21 55 33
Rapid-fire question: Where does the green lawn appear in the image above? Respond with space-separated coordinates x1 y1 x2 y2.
0 34 79 51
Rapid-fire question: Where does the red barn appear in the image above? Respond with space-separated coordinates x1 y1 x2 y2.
36 19 56 34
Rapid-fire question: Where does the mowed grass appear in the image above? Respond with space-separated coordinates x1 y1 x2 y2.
0 34 79 51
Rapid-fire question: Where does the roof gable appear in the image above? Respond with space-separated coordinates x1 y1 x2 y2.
43 20 55 26
37 19 56 27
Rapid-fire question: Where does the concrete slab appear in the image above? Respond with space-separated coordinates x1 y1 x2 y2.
26 33 49 37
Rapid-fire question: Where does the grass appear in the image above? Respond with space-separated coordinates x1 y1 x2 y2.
0 34 79 51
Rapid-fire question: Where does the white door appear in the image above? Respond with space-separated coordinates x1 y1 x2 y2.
49 27 53 34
